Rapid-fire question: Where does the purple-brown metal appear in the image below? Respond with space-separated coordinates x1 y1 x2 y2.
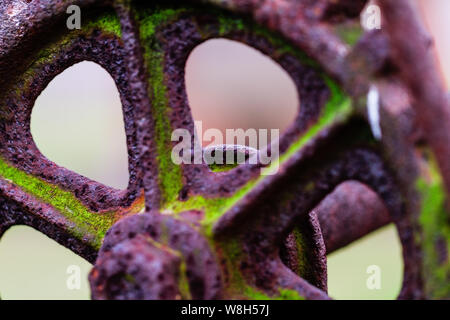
314 181 391 254
380 0 450 196
0 0 448 299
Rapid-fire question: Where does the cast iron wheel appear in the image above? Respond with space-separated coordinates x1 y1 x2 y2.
0 0 448 299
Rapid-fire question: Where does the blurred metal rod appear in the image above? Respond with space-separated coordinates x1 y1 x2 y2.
313 181 391 254
379 0 450 195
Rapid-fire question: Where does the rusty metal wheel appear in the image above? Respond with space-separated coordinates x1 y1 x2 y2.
0 0 448 299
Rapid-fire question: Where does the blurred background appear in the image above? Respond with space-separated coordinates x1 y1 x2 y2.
0 0 447 300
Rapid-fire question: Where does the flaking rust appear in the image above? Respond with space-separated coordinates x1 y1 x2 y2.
0 0 448 299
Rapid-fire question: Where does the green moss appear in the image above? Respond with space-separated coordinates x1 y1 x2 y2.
164 195 228 218
277 288 305 300
137 8 186 205
415 151 450 298
148 51 183 205
146 235 192 299
177 257 192 300
242 287 272 300
219 237 246 293
0 157 125 248
292 227 309 277
216 235 306 299
85 11 122 38
138 8 185 40
218 238 271 299
220 242 301 299
218 15 244 35
243 287 305 300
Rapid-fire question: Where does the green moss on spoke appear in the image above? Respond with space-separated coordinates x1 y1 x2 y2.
163 195 228 223
218 237 305 299
147 50 183 205
137 8 186 205
292 227 309 277
415 151 450 299
0 158 120 248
